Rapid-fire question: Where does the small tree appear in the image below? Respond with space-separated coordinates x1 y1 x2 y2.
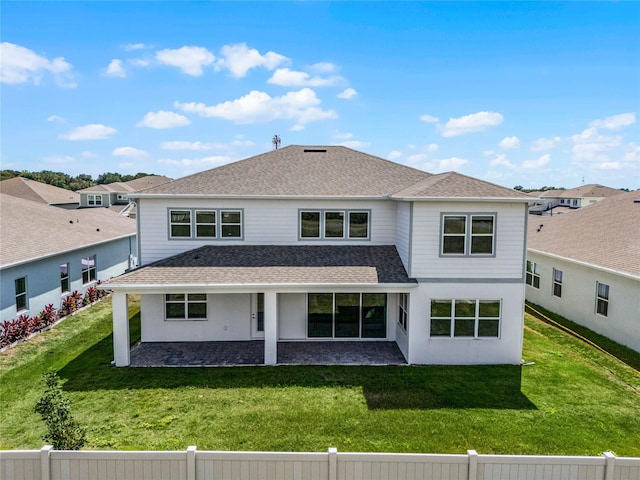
34 371 86 450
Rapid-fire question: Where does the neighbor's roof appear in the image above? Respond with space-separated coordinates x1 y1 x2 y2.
0 177 80 205
531 184 623 199
527 190 640 277
0 193 136 267
105 245 416 288
77 176 172 194
135 146 530 200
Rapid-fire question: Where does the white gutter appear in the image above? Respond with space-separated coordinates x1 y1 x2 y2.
104 282 419 291
130 193 390 201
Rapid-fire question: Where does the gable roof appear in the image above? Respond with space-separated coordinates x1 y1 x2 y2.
0 177 80 205
105 245 416 289
0 193 136 268
558 184 623 199
527 190 640 277
134 145 530 201
77 176 172 194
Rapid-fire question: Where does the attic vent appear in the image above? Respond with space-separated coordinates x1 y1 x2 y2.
635 198 640 203
303 149 327 153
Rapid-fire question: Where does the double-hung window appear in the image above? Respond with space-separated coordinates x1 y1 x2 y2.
82 256 96 284
526 261 540 288
165 294 207 320
430 299 501 338
170 210 191 238
195 210 216 238
15 277 28 312
441 214 495 255
300 210 370 240
221 211 242 237
596 282 609 317
397 293 408 331
88 194 102 206
60 263 70 294
169 209 242 239
552 268 563 297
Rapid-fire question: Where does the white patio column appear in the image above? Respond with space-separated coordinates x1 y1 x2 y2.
263 291 278 365
112 292 130 367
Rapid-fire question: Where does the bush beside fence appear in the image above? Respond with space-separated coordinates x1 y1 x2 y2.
1 447 638 480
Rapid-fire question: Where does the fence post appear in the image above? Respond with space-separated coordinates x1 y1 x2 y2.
467 450 478 480
603 451 615 480
328 447 337 480
40 445 52 480
187 446 197 480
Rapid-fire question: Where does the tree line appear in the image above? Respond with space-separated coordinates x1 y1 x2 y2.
0 170 158 191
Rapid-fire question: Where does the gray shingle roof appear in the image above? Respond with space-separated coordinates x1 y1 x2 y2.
527 190 640 276
135 146 529 200
1 194 136 267
78 176 172 194
106 245 416 287
0 177 80 205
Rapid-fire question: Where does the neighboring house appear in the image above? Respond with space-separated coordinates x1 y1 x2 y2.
77 176 172 216
0 177 80 209
529 184 623 214
0 194 137 322
105 146 533 367
526 190 640 352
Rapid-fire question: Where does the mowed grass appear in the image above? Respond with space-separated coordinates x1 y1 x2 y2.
1 296 638 455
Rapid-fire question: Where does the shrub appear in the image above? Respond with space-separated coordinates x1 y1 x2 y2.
86 287 99 304
40 304 59 327
34 371 86 450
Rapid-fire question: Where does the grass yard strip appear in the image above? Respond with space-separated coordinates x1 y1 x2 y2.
1 302 639 455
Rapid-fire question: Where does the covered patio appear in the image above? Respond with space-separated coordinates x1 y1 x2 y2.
129 340 407 367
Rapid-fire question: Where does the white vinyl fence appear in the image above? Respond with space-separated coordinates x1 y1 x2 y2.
1 447 638 480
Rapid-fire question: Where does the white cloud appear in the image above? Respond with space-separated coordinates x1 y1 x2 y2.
337 140 370 149
523 154 552 169
128 58 150 67
499 136 520 149
216 43 288 77
124 43 149 51
137 111 191 129
175 88 337 125
490 153 515 169
160 141 217 151
388 150 402 160
1 42 75 87
268 68 342 87
106 59 126 78
420 114 439 123
158 155 232 168
483 149 495 157
42 155 74 164
308 62 338 74
426 143 439 152
407 154 427 164
333 132 353 140
60 124 117 140
47 115 65 122
440 111 503 137
588 112 636 131
112 146 148 158
424 157 469 172
290 124 305 131
337 88 357 100
530 137 561 152
156 46 215 76
81 151 96 158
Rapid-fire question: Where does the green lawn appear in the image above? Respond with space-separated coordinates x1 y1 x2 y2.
1 296 639 455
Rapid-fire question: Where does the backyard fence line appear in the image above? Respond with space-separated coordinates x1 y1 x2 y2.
1 446 639 480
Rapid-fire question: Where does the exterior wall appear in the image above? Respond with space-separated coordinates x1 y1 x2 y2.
525 251 640 352
410 202 527 280
0 236 135 322
79 193 110 208
407 282 525 365
138 198 397 265
394 202 411 272
278 293 307 339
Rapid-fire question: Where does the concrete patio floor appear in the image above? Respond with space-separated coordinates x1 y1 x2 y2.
129 341 407 366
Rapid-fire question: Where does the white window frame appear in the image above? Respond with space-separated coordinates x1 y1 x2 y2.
169 209 243 240
165 294 208 320
552 268 563 298
441 213 495 256
81 255 96 285
60 263 70 294
195 210 217 238
299 210 371 240
526 261 540 289
15 276 28 312
169 209 192 238
88 194 103 206
300 211 322 238
430 299 501 338
220 210 242 238
397 293 408 331
595 282 609 317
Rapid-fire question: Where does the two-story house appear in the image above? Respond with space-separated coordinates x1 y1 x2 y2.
105 146 532 366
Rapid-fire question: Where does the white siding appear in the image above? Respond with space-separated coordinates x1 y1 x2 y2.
410 202 527 280
395 202 411 272
279 293 307 339
525 252 640 352
139 198 397 265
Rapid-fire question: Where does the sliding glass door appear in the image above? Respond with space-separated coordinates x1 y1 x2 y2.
308 293 387 339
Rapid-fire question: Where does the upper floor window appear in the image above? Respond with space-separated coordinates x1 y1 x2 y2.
60 263 70 294
88 194 102 206
81 255 96 285
15 277 28 312
552 268 563 298
526 261 540 288
441 214 495 255
430 299 501 338
169 209 242 240
165 294 207 320
300 210 370 240
596 282 609 317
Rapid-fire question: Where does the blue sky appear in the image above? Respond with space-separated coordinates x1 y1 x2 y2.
1 1 638 189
